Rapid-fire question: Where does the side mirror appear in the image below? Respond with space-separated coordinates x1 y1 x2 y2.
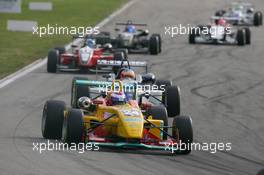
104 43 112 50
115 28 120 32
144 92 150 99
141 73 156 84
143 29 149 35
78 97 92 109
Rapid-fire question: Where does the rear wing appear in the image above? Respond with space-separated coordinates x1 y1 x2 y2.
96 59 148 74
74 79 138 94
116 23 147 26
115 20 147 26
231 2 252 7
97 59 147 67
211 16 240 21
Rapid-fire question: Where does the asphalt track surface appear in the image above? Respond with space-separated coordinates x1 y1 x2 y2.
1 0 264 174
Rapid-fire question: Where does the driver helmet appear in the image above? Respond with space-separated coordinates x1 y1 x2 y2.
109 92 126 105
247 8 254 13
86 39 96 48
119 68 136 80
217 18 226 26
125 25 136 33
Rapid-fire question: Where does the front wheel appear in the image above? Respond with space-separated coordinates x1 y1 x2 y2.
62 109 84 144
172 116 193 154
147 105 168 140
149 34 160 55
189 28 197 44
47 49 58 73
42 100 66 139
243 27 251 45
152 34 162 53
237 29 245 46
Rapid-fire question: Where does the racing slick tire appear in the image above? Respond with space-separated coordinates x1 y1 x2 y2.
62 109 84 144
152 34 162 53
254 11 263 26
172 116 193 155
54 47 66 55
47 49 58 73
155 79 172 90
147 105 168 140
112 51 125 74
149 34 160 55
189 28 197 44
237 29 245 46
243 27 251 45
164 86 181 117
42 100 66 139
71 77 91 108
155 79 172 102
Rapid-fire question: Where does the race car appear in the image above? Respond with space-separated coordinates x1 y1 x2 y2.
94 20 162 55
214 2 263 26
42 80 193 154
95 58 181 117
47 36 127 73
74 60 181 118
189 18 251 46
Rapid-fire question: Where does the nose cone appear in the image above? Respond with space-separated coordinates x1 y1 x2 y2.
117 108 144 139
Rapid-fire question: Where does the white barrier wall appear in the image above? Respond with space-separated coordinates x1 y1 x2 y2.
0 0 21 13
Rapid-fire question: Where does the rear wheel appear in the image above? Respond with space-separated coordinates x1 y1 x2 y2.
155 79 172 90
149 35 160 55
172 116 193 154
62 109 84 144
237 29 245 46
42 100 66 139
164 86 181 117
47 49 58 73
71 77 91 108
147 105 168 140
254 11 263 26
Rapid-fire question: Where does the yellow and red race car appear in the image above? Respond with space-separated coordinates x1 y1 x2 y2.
41 80 193 154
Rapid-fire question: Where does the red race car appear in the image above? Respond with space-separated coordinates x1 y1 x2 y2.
47 38 126 73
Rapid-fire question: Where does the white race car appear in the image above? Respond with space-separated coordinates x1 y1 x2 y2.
214 2 263 26
189 21 251 46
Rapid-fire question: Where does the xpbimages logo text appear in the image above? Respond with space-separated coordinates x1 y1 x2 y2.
164 24 232 37
165 141 232 154
32 24 100 37
33 140 100 154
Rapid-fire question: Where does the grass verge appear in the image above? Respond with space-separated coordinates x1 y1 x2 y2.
0 0 127 78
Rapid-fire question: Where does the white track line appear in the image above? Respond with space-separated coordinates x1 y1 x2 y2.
0 0 137 89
